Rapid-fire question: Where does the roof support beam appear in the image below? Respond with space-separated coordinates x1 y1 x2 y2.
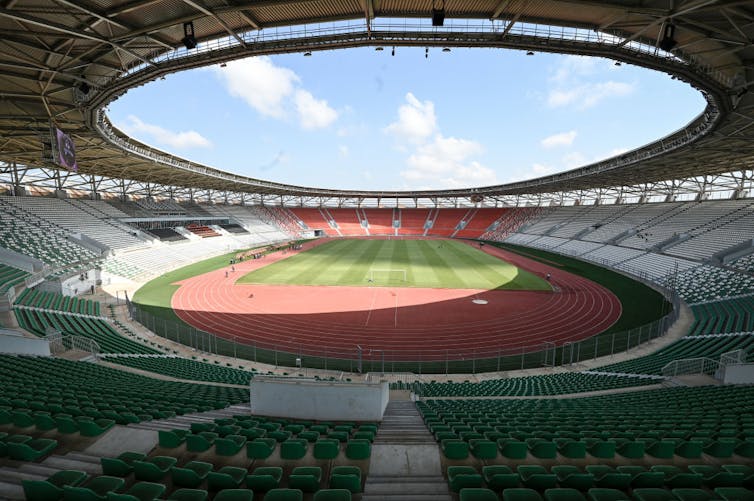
178 0 247 47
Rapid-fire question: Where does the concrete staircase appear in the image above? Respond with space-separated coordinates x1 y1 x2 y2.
127 403 252 431
362 400 451 501
0 449 104 500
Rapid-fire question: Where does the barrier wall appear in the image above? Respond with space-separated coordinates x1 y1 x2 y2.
251 376 389 421
723 363 754 385
0 330 50 356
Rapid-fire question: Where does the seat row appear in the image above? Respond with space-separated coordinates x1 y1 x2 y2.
455 486 754 501
0 409 114 437
0 432 58 462
447 464 754 493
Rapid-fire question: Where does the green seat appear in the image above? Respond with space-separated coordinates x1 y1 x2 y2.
528 440 557 459
216 434 247 456
78 418 115 437
329 466 361 494
299 431 320 442
670 489 714 501
518 465 558 491
213 490 254 501
133 456 177 482
448 466 483 492
442 439 469 459
268 430 293 443
345 439 371 459
327 431 349 442
313 438 340 459
460 487 500 501
645 440 676 459
312 489 351 501
246 466 283 492
551 466 594 491
483 465 520 490
714 487 754 501
503 488 544 501
12 409 35 428
559 441 587 459
33 413 58 431
106 481 166 501
280 438 308 459
23 470 88 501
101 452 146 477
585 467 631 490
674 441 703 459
499 440 528 459
470 439 497 459
186 432 218 452
289 466 322 492
63 476 125 501
247 438 277 459
688 466 744 488
158 429 188 448
588 441 616 459
171 461 214 488
704 440 737 458
168 488 209 501
545 488 587 501
616 441 645 459
8 437 57 461
631 488 677 501
262 488 303 501
735 440 754 458
207 466 247 490
586 489 629 501
55 416 80 434
616 467 664 489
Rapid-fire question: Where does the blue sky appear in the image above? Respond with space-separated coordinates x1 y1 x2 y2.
108 47 706 191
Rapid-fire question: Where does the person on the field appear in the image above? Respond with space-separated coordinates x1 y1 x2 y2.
546 273 551 281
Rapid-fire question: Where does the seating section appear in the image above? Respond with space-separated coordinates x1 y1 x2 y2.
0 263 29 294
220 224 249 235
689 296 754 336
147 228 188 242
185 224 220 238
364 209 394 235
427 208 470 237
326 209 367 236
3 196 147 251
420 384 754 462
594 333 754 376
0 355 249 429
731 253 754 273
0 198 100 267
103 355 255 385
453 209 508 238
15 288 100 315
398 209 431 235
135 198 186 215
415 373 659 398
659 265 754 304
15 306 159 354
289 208 340 236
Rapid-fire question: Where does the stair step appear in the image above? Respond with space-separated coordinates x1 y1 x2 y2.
63 452 104 464
16 464 60 478
41 456 102 474
0 467 47 484
0 480 25 500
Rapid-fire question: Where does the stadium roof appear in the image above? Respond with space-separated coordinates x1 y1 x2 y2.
1 0 753 200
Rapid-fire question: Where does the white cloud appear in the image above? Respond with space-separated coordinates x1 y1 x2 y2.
118 115 212 149
384 93 437 144
294 90 338 130
215 57 338 129
546 55 635 110
338 145 349 158
215 57 298 118
541 130 577 149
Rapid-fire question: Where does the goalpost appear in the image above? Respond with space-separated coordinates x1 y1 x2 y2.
368 269 407 283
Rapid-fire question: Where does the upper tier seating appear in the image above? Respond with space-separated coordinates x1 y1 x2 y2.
660 266 754 304
0 198 99 268
185 224 220 238
326 209 367 236
2 196 147 252
732 253 754 273
454 209 508 239
289 208 340 236
147 228 188 242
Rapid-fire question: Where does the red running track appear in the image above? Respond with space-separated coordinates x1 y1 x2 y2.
171 239 622 361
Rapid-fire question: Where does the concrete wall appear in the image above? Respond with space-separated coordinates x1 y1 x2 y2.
723 363 754 385
251 376 389 421
0 330 50 356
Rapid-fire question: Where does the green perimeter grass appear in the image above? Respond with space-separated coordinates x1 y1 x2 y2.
237 239 551 290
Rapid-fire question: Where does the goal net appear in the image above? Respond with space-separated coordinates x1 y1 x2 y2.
368 269 407 283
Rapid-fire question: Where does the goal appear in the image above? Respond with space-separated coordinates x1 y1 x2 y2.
368 269 407 283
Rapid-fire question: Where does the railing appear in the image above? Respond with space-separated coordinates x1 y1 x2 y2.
662 357 720 378
46 330 101 360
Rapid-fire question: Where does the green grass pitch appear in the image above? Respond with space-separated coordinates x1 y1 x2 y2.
237 239 551 290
